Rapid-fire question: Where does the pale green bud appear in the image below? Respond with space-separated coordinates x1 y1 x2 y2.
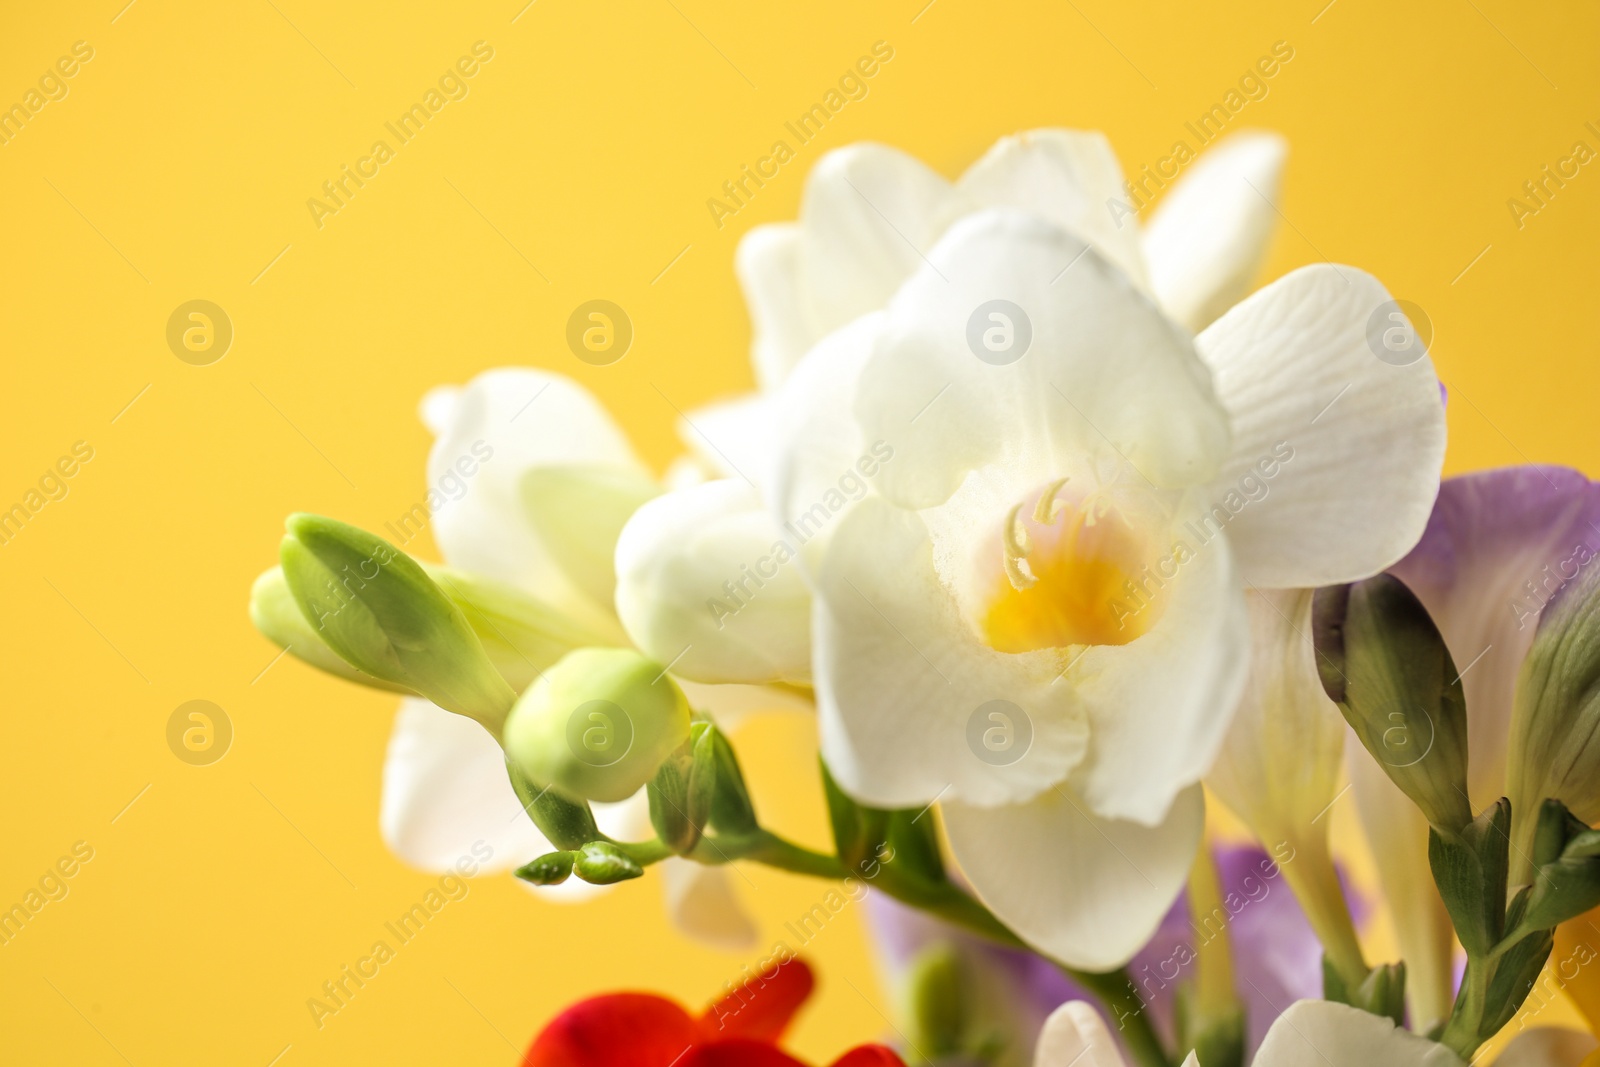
249 566 409 694
1313 576 1473 833
502 648 691 803
279 513 515 731
1508 561 1600 873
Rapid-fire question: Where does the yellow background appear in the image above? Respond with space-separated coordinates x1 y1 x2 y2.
1 0 1597 1063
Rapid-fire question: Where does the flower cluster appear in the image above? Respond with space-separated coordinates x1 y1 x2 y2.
250 127 1600 1067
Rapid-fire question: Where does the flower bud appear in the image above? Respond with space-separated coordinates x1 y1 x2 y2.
502 648 691 803
278 513 516 731
1313 576 1473 833
614 480 812 686
515 851 575 886
648 722 717 854
1508 561 1600 873
571 841 643 885
249 566 409 693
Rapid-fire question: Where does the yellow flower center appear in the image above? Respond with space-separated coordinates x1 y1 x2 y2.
980 482 1165 654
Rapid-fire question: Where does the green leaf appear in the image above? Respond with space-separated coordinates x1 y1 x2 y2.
1480 930 1554 1039
1428 801 1510 957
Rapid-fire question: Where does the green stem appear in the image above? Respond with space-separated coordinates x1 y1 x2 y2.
1436 956 1489 1059
1076 968 1174 1067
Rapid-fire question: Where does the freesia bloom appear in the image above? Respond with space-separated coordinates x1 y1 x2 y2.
617 129 1291 684
756 137 1445 968
522 958 903 1067
1033 998 1462 1067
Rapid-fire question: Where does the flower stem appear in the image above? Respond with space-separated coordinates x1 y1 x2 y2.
747 830 1174 1067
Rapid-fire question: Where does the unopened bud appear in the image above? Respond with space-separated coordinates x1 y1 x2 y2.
1313 576 1472 832
278 514 515 731
1508 562 1600 867
502 648 691 803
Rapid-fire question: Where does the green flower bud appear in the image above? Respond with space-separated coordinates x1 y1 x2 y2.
1515 800 1600 932
502 648 691 803
1313 577 1473 833
648 721 716 854
515 851 575 886
1508 561 1600 876
249 566 409 694
571 841 643 884
278 513 516 731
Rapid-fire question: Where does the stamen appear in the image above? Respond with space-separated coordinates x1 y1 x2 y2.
1002 503 1036 590
1032 477 1071 525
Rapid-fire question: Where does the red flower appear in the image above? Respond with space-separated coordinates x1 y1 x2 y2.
524 957 904 1067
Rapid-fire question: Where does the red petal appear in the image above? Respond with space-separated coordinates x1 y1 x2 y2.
828 1046 906 1067
685 1038 812 1067
525 993 701 1067
698 958 816 1043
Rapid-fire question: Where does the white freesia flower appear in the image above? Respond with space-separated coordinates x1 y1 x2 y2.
624 129 1290 687
1034 999 1462 1067
752 136 1445 969
379 366 778 949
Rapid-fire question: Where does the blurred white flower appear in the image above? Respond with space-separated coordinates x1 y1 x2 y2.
379 366 789 950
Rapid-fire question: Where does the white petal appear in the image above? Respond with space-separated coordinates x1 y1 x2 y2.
770 313 885 572
855 210 1230 511
427 368 648 616
1347 735 1458 1033
381 700 582 887
1208 588 1345 840
678 393 778 489
660 859 760 950
522 464 660 612
813 498 1091 809
1067 529 1249 825
1253 1000 1463 1066
798 143 958 338
736 224 818 392
1032 1001 1130 1067
945 784 1204 972
1194 264 1446 588
959 128 1149 291
1495 1028 1598 1067
1143 132 1288 333
615 480 812 685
